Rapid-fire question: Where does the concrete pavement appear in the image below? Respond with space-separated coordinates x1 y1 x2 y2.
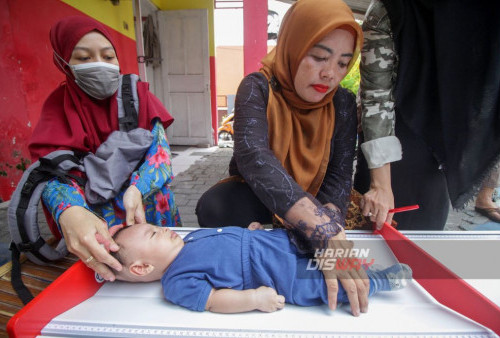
169 145 498 231
170 145 230 227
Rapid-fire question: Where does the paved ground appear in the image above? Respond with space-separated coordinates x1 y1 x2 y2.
1 145 498 265
169 146 231 228
170 146 500 231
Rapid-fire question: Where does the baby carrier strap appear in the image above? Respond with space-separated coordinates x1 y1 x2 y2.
117 74 140 132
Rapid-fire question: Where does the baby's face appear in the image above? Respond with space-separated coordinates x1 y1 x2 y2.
118 223 184 270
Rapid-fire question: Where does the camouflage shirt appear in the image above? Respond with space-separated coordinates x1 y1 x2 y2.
359 0 402 169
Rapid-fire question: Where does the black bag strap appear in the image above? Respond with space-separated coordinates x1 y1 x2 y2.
15 154 83 256
10 242 36 305
119 74 139 132
10 153 83 304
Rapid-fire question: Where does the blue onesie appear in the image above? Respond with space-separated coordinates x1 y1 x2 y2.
162 227 404 312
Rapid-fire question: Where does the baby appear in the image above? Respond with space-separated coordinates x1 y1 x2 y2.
111 223 412 313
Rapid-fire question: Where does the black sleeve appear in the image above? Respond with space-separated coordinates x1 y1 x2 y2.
230 73 307 217
315 87 358 219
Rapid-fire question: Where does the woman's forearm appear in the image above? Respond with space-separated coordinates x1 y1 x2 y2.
130 121 174 199
42 177 89 232
284 196 343 248
369 163 392 190
363 163 395 227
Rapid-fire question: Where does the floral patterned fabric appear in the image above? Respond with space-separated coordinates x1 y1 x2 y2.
42 121 182 232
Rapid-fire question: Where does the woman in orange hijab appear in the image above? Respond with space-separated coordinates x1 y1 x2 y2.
197 0 367 315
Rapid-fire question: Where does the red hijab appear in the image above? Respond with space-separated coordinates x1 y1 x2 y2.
29 16 173 161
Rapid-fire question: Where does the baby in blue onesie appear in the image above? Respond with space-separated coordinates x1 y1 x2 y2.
111 223 412 313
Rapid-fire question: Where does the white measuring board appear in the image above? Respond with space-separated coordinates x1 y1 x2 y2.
39 229 499 337
402 231 500 307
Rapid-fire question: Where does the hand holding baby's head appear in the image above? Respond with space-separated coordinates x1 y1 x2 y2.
110 223 184 282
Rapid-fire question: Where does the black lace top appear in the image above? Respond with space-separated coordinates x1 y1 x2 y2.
228 72 357 221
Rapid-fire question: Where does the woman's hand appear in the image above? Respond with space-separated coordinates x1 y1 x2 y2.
362 164 394 229
319 229 370 316
123 185 146 226
59 206 122 281
285 197 370 316
324 202 340 213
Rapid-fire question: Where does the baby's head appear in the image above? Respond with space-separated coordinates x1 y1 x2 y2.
111 223 184 282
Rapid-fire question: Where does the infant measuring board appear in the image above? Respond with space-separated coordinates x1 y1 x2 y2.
8 228 500 337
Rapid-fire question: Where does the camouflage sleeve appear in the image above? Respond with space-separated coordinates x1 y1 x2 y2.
359 0 402 169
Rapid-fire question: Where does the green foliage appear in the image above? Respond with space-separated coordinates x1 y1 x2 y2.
0 155 31 177
0 162 12 177
340 56 360 95
16 157 31 172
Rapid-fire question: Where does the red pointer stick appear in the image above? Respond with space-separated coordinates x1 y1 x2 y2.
388 204 419 214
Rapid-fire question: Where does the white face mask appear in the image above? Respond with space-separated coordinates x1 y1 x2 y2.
70 62 120 100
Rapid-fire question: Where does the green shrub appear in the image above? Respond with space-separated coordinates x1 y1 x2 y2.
340 56 360 95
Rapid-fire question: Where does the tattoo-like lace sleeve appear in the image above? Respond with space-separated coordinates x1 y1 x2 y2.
229 73 307 217
284 194 344 253
316 87 358 219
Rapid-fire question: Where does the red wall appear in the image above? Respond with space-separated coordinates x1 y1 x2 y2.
0 0 138 201
243 0 268 76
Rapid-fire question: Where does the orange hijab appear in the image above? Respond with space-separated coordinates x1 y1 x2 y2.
260 0 362 195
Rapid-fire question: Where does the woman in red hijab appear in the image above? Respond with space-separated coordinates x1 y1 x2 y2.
29 16 181 281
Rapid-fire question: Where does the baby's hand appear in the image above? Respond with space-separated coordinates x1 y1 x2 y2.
255 286 285 312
